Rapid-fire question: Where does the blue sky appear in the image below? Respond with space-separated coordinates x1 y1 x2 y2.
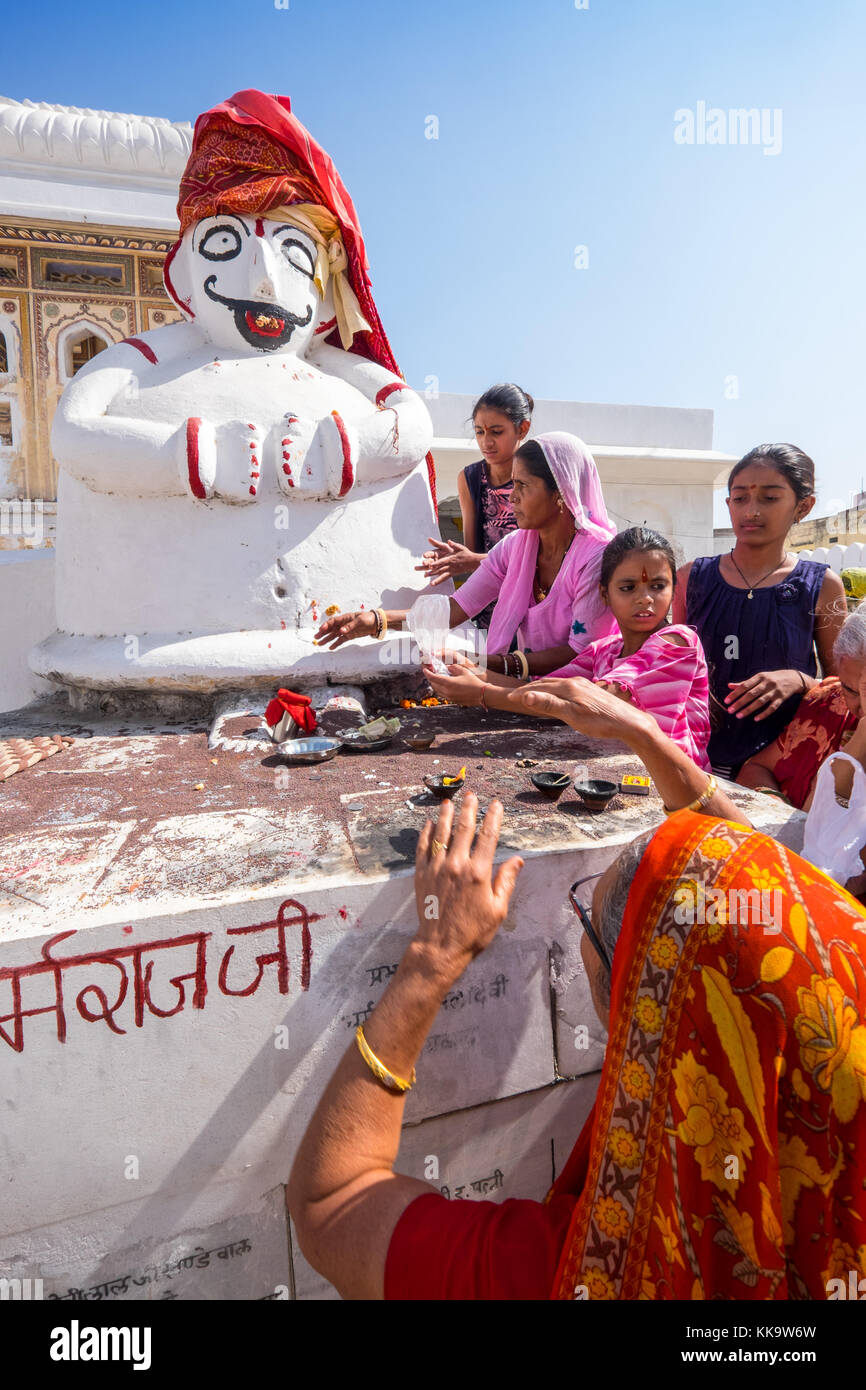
6 0 865 520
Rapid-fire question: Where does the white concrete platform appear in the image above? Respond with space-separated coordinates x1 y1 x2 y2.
0 695 805 1298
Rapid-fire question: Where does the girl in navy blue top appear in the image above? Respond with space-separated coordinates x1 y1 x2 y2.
416 383 532 627
672 443 846 778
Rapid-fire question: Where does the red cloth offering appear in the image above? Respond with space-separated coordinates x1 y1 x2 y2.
265 688 317 735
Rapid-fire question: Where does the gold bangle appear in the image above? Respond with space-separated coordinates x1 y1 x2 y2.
514 649 529 680
663 774 717 816
377 608 388 637
355 1025 415 1093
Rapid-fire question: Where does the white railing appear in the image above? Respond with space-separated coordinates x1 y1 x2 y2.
796 541 866 572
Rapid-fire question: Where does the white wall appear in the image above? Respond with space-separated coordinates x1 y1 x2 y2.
0 549 56 711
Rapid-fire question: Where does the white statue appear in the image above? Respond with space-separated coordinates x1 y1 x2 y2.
33 90 438 698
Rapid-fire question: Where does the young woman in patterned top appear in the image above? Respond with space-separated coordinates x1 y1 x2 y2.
416 383 533 628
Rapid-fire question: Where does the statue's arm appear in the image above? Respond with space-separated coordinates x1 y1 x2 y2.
51 346 185 497
306 343 433 477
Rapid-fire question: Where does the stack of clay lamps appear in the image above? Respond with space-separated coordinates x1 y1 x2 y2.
0 735 74 780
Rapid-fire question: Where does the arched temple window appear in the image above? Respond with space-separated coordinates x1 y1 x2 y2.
67 332 108 377
59 324 110 382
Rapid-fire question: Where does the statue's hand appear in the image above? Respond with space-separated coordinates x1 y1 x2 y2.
273 410 358 500
178 417 265 504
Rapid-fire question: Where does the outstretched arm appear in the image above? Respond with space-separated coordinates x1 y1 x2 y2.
288 793 523 1300
516 678 752 826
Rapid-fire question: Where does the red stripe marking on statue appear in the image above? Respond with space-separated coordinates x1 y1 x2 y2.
255 218 265 238
162 240 193 318
186 418 207 499
122 337 158 365
375 381 407 406
332 411 354 496
314 316 337 335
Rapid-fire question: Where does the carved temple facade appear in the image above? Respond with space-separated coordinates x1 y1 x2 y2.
0 96 188 507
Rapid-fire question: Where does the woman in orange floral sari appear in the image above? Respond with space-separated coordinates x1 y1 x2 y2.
291 677 866 1301
551 806 866 1300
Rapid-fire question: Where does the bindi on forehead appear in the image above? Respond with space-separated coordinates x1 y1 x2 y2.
255 218 265 238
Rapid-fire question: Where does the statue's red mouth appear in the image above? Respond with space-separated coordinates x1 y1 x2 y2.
245 310 286 337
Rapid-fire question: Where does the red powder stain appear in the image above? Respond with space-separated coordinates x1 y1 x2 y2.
338 906 348 919
280 620 286 629
247 423 255 430
249 486 256 496
123 925 134 934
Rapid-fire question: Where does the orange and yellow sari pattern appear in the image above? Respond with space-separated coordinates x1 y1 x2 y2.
552 810 866 1299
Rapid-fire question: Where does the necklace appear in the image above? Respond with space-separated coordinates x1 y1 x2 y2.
534 536 574 600
728 549 786 599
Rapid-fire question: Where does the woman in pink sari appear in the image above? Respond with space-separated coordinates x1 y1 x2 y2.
313 433 618 675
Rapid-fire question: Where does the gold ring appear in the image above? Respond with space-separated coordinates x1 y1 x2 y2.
430 839 447 856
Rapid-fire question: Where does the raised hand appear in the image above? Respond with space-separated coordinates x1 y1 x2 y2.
414 791 524 979
415 537 479 586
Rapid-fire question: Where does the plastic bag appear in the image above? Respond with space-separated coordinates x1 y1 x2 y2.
802 751 866 888
407 594 451 675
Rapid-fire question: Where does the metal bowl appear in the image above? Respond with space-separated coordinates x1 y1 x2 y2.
336 729 397 752
280 737 342 764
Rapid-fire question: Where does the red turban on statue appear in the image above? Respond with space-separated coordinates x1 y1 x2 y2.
167 89 436 511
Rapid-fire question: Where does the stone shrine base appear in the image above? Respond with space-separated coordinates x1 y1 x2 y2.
0 694 805 1299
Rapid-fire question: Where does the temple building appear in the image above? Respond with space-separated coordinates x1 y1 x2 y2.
0 96 187 512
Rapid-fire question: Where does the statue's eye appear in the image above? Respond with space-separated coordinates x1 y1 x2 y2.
280 239 315 279
199 225 242 261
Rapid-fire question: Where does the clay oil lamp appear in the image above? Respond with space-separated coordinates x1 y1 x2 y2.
423 765 466 800
573 779 618 813
531 770 571 802
404 726 436 751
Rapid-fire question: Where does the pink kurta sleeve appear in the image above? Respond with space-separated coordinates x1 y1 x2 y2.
599 629 696 711
452 533 513 620
597 627 711 767
541 643 600 680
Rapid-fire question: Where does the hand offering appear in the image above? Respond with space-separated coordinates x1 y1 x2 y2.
312 609 377 649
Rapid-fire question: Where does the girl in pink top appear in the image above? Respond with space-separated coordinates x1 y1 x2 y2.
425 527 712 770
313 433 619 678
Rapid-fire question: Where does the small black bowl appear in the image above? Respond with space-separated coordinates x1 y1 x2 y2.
531 770 571 802
574 779 618 813
423 773 465 800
